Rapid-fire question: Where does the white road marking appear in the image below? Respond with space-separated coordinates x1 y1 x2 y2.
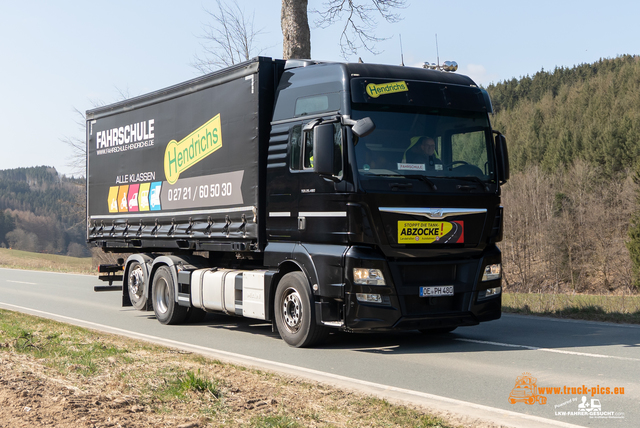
0 301 586 428
5 280 37 285
456 338 640 362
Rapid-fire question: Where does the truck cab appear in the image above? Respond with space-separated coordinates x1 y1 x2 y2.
264 60 508 339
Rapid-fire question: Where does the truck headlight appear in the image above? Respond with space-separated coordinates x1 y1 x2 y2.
478 286 502 300
353 268 386 285
482 263 501 281
356 293 383 303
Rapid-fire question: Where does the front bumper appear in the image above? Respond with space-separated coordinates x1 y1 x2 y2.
343 245 502 331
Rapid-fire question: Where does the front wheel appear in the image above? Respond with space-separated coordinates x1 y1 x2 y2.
274 272 328 348
151 266 188 325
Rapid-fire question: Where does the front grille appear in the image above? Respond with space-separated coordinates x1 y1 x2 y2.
389 258 481 317
397 263 456 286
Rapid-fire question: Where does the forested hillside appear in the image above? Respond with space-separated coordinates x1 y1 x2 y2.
0 166 88 256
486 55 640 293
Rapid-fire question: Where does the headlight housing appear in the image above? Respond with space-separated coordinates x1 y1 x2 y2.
353 268 386 285
482 263 501 281
478 286 502 300
356 293 383 303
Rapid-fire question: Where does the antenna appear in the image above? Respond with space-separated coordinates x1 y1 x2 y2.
399 34 405 66
435 33 440 68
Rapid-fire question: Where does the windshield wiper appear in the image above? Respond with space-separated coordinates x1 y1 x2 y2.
401 175 437 191
363 173 437 191
439 176 490 191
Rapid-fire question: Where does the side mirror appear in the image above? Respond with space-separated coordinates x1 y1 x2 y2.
313 123 340 181
494 132 510 184
352 117 375 138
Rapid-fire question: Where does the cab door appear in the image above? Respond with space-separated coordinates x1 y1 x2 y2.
297 120 349 245
266 121 302 242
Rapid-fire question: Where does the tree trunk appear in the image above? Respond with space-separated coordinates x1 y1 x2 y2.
281 0 310 59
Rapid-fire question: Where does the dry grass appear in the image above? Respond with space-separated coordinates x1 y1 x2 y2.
0 248 93 274
0 309 459 428
503 292 640 324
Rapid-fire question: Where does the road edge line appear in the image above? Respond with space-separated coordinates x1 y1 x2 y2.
0 302 586 428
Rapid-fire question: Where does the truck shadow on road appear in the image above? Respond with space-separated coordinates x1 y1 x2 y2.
318 314 640 356
141 312 640 356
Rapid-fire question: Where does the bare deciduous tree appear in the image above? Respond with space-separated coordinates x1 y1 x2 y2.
281 0 311 60
312 0 407 59
193 0 266 73
61 107 87 178
282 0 407 60
502 162 635 294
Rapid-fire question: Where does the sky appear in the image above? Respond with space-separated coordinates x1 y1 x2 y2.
1 0 639 177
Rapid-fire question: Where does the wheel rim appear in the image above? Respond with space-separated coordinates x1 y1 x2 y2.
154 277 169 315
128 266 144 301
281 287 303 334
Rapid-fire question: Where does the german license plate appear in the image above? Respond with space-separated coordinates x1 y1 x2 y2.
420 286 454 297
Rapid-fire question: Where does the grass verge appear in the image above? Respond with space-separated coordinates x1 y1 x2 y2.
503 292 640 324
0 247 93 274
0 309 456 428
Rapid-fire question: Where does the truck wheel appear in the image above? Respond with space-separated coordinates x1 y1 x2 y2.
274 272 328 348
127 261 147 310
151 266 187 325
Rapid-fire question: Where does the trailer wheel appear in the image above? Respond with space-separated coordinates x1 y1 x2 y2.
127 261 147 310
274 272 328 348
152 266 188 325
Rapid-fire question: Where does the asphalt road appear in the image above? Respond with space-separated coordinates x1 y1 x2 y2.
0 267 638 428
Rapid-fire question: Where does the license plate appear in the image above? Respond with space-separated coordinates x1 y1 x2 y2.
420 286 454 297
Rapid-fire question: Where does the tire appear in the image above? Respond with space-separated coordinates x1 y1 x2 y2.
127 261 147 310
274 272 328 348
418 327 457 335
151 266 188 325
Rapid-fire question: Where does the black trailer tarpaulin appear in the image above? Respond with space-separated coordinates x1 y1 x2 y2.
86 59 268 250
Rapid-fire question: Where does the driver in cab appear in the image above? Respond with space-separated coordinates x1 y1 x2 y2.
404 136 442 169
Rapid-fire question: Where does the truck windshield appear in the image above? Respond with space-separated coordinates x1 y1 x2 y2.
351 106 495 182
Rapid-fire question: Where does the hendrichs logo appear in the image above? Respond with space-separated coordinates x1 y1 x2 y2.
366 81 408 98
164 114 222 184
508 372 547 405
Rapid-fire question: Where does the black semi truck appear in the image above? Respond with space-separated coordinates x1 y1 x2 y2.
87 57 509 347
